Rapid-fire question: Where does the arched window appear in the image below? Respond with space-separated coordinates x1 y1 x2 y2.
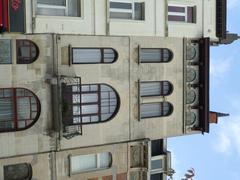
62 84 120 125
0 88 41 132
140 102 173 119
4 163 32 180
71 48 118 64
16 40 39 64
140 48 173 63
140 81 173 97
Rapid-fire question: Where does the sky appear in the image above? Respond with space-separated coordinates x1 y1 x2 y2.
169 1 240 180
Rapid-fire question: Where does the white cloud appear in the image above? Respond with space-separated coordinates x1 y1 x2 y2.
213 115 240 156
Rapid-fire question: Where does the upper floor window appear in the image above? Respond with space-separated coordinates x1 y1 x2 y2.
16 40 39 64
168 5 196 23
72 48 118 64
70 152 112 174
0 88 41 132
62 84 120 125
0 39 12 64
140 48 173 63
140 81 173 97
36 0 81 17
109 0 145 20
4 163 32 180
140 102 173 119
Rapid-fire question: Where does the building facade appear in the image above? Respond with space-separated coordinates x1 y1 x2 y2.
0 0 233 180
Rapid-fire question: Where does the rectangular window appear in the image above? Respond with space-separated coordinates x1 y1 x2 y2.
140 82 162 97
168 5 196 23
0 40 11 64
109 0 145 20
70 152 111 174
151 156 165 174
36 0 80 17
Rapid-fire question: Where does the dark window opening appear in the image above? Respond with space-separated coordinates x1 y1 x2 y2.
16 40 39 64
4 163 32 180
140 48 173 63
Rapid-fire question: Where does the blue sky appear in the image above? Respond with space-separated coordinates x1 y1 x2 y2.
169 1 240 179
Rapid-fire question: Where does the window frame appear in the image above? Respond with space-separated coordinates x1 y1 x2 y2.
140 102 173 119
36 0 81 17
140 81 173 97
69 152 112 175
70 46 118 64
109 0 145 21
0 88 41 133
139 48 173 63
16 39 40 64
168 4 196 23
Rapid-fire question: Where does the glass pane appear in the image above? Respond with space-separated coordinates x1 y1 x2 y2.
0 40 12 64
4 163 32 180
68 0 80 17
140 82 161 96
72 94 81 103
168 15 185 22
110 12 132 19
73 105 81 115
19 47 30 58
140 49 162 62
110 2 132 9
81 93 98 103
71 154 97 173
37 7 65 16
168 6 185 13
73 49 101 63
134 2 144 20
187 7 194 23
99 152 111 168
141 103 162 118
0 99 14 121
151 139 164 156
82 105 98 114
151 159 163 170
81 116 90 123
103 49 115 63
37 0 65 6
151 173 163 180
17 97 31 120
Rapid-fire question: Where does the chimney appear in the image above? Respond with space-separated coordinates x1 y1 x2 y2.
209 111 229 124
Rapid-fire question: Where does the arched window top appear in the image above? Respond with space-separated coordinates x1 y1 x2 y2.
140 102 173 119
140 48 173 63
62 84 120 125
70 152 112 174
71 47 118 64
0 88 41 133
4 163 32 180
140 81 173 97
16 40 39 64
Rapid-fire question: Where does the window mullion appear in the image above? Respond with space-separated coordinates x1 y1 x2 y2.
65 0 69 16
96 154 100 169
12 89 18 129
